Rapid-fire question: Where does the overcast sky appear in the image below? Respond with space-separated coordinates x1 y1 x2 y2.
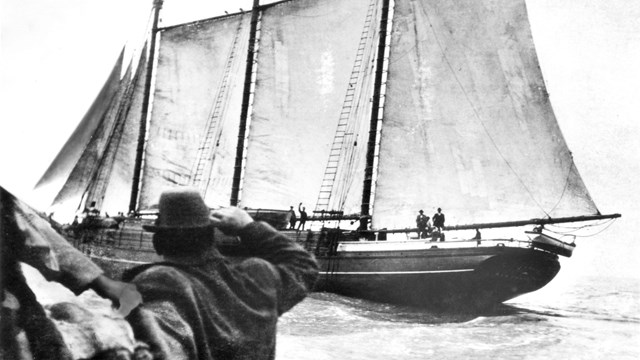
1 0 639 277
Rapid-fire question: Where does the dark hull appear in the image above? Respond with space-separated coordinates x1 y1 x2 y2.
313 246 559 311
67 225 560 311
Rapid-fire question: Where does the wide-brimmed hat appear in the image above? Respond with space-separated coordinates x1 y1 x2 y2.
142 188 213 232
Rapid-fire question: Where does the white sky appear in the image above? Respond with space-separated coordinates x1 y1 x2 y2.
1 0 639 278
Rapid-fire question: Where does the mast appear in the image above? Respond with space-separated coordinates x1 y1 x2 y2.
129 0 163 212
361 0 390 216
230 0 260 206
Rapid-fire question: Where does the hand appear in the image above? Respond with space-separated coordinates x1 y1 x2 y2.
210 207 253 236
90 275 142 316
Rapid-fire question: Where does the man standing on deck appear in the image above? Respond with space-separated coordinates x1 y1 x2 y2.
123 188 318 360
432 207 445 242
415 210 430 239
288 205 297 229
298 203 308 231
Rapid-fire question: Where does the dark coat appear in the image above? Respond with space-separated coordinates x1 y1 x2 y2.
433 212 445 228
416 214 429 228
124 221 318 360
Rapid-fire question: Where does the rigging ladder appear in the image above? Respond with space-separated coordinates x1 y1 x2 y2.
315 0 378 213
191 17 245 195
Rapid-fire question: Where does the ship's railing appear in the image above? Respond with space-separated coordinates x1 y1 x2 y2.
63 215 574 258
335 238 534 252
275 227 537 258
65 220 155 252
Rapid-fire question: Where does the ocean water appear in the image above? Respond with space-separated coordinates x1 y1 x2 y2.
276 275 640 360
23 265 640 359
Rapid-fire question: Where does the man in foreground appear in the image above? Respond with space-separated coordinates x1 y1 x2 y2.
123 188 319 359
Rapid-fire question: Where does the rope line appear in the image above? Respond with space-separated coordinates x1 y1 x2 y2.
545 218 618 238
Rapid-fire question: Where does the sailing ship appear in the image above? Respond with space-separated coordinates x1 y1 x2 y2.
34 0 619 310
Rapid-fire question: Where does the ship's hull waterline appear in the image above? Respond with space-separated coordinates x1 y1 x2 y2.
68 221 560 311
313 246 560 310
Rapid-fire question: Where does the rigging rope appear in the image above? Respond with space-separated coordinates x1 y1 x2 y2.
190 16 246 198
544 161 576 216
544 218 618 238
334 0 381 212
316 0 380 213
334 33 379 210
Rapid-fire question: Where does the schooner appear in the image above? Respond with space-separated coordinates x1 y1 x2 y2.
35 0 620 310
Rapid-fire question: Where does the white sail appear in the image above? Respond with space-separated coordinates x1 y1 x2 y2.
138 13 251 209
36 0 604 229
240 0 380 214
96 43 150 216
34 50 127 220
372 0 599 229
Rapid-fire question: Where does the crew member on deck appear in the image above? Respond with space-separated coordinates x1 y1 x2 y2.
298 203 308 231
433 207 445 232
474 228 482 246
288 206 297 229
415 210 430 239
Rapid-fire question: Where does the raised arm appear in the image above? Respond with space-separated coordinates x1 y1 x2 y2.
211 207 319 313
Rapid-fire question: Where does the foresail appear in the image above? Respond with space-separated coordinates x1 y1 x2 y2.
138 13 251 209
240 0 380 214
94 44 150 216
33 50 126 221
372 0 599 229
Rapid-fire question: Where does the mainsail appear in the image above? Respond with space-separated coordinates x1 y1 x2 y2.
138 13 251 209
240 0 381 214
372 0 599 229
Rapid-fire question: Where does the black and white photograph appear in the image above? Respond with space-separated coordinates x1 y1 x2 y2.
1 0 638 358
